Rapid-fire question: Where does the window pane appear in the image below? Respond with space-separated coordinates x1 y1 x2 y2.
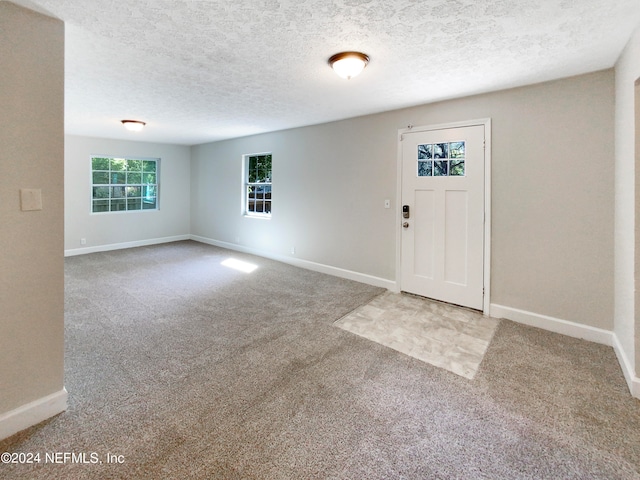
111 172 126 184
92 200 109 212
127 159 142 172
143 173 156 184
450 160 465 176
93 172 109 184
249 160 260 182
127 198 141 210
434 160 448 176
434 143 448 159
260 155 272 182
418 161 432 176
110 199 126 211
418 144 433 159
264 201 271 214
92 157 110 170
111 186 125 198
93 186 109 199
110 159 126 171
247 186 254 213
126 186 141 198
127 172 142 184
143 185 156 198
143 198 156 209
143 160 156 173
449 142 465 158
248 155 271 183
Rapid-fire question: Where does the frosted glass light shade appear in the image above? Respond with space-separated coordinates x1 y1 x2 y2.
121 120 146 131
329 52 369 80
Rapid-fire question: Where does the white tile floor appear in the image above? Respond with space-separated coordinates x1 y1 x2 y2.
334 291 500 379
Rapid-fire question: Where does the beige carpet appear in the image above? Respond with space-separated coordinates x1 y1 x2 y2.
1 241 639 479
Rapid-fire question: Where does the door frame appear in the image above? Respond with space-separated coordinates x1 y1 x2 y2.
395 118 492 315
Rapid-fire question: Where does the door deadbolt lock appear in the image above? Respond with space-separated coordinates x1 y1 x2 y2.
402 205 410 219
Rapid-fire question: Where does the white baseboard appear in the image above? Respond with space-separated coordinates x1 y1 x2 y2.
490 303 614 346
491 303 640 400
64 235 190 257
0 388 68 441
611 335 640 399
190 235 396 291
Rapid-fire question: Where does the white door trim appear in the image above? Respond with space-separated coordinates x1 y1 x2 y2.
395 118 492 315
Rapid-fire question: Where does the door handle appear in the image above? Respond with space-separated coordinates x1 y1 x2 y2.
403 222 409 228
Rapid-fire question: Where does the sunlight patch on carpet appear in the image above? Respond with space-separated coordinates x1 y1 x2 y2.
221 258 258 273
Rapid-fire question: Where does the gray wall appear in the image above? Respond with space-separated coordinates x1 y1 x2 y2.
614 24 640 375
191 119 398 281
64 136 191 252
192 70 615 330
0 2 65 413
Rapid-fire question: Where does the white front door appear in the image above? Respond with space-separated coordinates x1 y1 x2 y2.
400 124 485 310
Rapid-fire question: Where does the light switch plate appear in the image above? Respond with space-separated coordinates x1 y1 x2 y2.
20 189 42 211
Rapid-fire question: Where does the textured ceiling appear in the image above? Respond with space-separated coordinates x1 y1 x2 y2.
9 0 640 145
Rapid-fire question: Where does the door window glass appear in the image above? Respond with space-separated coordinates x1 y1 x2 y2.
417 141 465 177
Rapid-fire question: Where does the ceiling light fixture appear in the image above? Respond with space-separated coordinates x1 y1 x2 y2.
328 51 369 80
121 119 146 132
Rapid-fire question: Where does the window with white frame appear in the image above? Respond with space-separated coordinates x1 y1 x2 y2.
244 153 272 217
91 156 159 213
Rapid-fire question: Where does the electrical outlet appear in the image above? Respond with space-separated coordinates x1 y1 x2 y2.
291 246 296 255
80 238 86 245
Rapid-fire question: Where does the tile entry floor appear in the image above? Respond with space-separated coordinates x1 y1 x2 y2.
334 291 500 379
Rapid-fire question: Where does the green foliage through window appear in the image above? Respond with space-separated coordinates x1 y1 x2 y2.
91 156 159 213
417 141 465 177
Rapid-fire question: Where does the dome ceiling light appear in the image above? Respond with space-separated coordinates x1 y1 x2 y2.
328 51 369 80
121 120 146 132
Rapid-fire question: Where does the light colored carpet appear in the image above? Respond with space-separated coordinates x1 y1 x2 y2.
1 240 639 479
335 291 499 379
